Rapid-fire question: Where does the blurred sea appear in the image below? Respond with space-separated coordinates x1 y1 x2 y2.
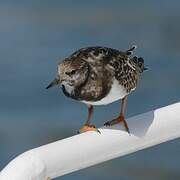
0 1 180 179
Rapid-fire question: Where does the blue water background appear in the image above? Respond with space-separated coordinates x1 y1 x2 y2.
0 1 180 179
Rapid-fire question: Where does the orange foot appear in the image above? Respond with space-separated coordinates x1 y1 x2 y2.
78 125 101 134
104 116 130 134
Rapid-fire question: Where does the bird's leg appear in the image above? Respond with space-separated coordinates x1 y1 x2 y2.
104 96 130 134
78 105 100 134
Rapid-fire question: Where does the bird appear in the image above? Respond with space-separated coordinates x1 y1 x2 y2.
46 45 147 134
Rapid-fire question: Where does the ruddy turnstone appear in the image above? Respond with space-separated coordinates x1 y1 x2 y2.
46 45 146 134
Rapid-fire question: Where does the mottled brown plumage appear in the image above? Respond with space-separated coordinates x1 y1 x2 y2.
46 46 146 134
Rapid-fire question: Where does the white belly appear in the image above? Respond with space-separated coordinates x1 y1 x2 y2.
81 79 127 105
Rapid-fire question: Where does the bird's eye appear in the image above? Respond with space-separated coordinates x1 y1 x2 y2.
70 70 76 74
65 70 76 76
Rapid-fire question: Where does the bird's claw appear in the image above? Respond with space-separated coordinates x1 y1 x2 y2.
78 125 101 134
104 116 130 135
104 121 111 126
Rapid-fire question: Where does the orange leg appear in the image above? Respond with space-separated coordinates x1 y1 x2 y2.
78 105 100 134
104 96 130 134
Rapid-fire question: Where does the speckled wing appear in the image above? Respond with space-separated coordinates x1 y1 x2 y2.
73 46 139 94
69 46 140 100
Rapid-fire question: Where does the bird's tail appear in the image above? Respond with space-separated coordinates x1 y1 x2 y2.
125 45 147 73
131 56 148 73
125 45 137 55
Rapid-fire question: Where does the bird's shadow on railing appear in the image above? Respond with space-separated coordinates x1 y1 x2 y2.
101 110 155 137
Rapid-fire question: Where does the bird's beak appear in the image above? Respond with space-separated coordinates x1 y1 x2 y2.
46 78 60 89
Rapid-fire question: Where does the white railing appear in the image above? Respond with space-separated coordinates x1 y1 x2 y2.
0 102 180 180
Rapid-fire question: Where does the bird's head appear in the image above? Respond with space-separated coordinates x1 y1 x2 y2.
46 58 89 91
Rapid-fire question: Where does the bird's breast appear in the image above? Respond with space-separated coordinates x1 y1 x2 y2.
81 79 128 105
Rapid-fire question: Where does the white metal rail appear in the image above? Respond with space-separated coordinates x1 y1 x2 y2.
0 102 180 180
